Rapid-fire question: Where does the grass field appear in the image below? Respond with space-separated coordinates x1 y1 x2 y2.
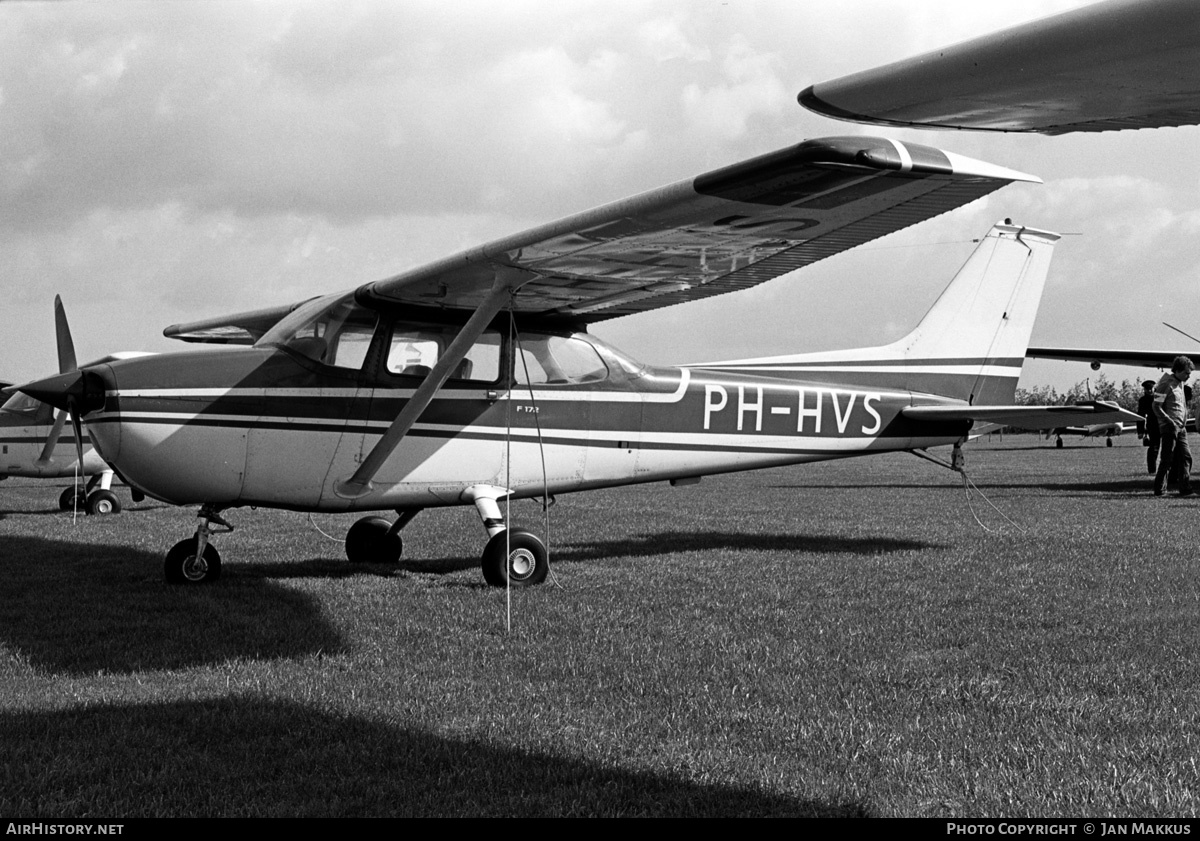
2 435 1198 817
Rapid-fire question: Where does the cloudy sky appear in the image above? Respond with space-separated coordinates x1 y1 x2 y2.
4 0 1197 391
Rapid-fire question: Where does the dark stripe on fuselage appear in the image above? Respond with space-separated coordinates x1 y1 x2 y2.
696 356 1025 369
87 413 936 457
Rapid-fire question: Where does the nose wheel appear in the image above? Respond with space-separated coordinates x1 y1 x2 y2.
164 505 231 584
164 537 222 584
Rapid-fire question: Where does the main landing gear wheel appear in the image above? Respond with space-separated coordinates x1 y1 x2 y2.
86 489 122 515
345 516 404 563
1106 438 1113 447
164 537 222 584
1055 437 1064 448
59 487 86 511
481 528 548 588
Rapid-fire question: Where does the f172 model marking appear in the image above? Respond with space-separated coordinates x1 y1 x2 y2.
14 176 1137 588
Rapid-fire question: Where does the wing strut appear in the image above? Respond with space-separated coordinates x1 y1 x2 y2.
333 273 517 500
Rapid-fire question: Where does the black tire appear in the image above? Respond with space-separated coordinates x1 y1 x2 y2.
1106 438 1113 447
481 528 548 587
164 537 221 584
59 486 85 511
1055 437 1063 448
345 516 404 563
86 489 122 516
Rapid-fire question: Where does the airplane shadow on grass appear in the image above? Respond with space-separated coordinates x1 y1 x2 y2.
0 697 871 817
0 537 347 676
771 479 1153 495
391 531 943 579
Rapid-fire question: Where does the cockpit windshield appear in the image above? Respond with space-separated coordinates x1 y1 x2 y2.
256 291 377 370
0 391 53 423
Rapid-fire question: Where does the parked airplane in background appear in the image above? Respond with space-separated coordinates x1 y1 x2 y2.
799 0 1200 136
9 135 1137 587
1051 422 1137 449
0 388 122 513
2 298 151 514
1026 348 1200 372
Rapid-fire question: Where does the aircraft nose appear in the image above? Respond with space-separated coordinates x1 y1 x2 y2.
12 369 108 414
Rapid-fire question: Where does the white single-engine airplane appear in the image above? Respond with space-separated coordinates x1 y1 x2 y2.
1051 422 1138 449
10 132 1139 586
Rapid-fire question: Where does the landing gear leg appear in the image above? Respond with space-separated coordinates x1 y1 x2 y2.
470 493 548 588
345 508 422 563
85 470 121 516
164 505 232 584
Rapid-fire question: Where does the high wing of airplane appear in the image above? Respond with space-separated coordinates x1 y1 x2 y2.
798 0 1200 135
1026 348 1200 371
10 137 1135 588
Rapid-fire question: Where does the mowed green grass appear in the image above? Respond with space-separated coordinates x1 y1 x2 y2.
2 436 1198 817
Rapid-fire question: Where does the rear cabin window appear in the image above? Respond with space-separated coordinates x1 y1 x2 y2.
515 335 608 385
386 324 501 383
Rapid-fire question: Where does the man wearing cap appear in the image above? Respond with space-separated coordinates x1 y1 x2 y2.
1152 356 1194 497
1138 378 1160 475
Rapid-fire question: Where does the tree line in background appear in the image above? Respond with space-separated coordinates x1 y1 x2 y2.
1015 373 1200 420
1014 374 1146 413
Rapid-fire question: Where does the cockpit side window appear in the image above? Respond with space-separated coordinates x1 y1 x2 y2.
386 323 501 382
257 292 378 371
514 335 609 385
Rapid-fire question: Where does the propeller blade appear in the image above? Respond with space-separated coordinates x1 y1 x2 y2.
54 295 77 374
37 409 69 464
68 399 85 472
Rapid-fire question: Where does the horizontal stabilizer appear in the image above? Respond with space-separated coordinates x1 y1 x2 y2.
903 400 1141 432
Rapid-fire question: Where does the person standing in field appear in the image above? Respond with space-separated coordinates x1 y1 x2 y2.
1138 378 1160 475
1153 356 1194 497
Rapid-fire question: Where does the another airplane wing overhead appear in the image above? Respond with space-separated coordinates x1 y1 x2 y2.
1026 347 1200 369
799 0 1200 135
904 400 1141 431
361 136 1036 321
163 301 311 344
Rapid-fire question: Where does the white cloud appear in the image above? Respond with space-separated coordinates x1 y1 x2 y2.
682 35 787 142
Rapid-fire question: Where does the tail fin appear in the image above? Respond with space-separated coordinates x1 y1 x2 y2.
699 221 1060 404
882 221 1059 403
